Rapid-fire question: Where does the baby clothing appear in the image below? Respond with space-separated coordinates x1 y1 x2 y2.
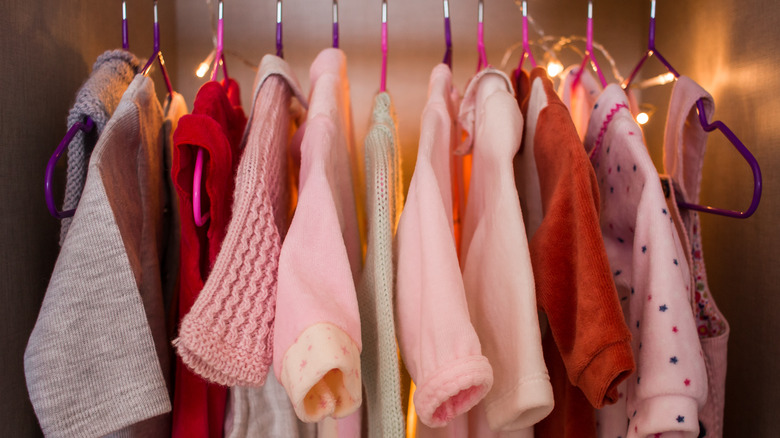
175 55 307 387
514 68 635 438
272 48 363 423
26 75 181 438
455 67 554 434
171 78 248 438
557 65 602 142
396 64 493 430
359 91 406 437
60 50 141 245
662 76 729 438
585 84 708 438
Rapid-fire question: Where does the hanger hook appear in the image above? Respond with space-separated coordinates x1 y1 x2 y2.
380 0 388 92
476 0 487 72
333 0 339 48
276 0 283 58
122 1 129 50
210 0 225 81
141 0 173 95
442 0 452 68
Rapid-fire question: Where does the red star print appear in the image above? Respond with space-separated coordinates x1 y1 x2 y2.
629 131 635 136
635 425 638 433
648 295 652 301
684 379 691 386
319 397 328 409
300 360 307 371
618 392 624 399
672 326 679 333
308 345 313 351
342 346 349 356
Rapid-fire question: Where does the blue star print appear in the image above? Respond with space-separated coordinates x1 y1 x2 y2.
670 356 678 364
677 415 685 423
642 245 647 253
659 304 668 312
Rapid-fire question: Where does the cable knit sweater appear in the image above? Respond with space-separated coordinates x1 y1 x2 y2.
585 84 707 438
272 48 364 423
60 50 140 245
175 55 308 387
359 91 406 437
396 64 493 431
513 68 635 438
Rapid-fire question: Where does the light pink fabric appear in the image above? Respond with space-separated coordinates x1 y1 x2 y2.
663 76 729 438
557 65 602 142
395 64 493 429
586 85 707 438
175 55 307 387
273 48 363 424
454 68 554 434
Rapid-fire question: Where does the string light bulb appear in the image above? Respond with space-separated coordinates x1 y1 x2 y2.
546 59 564 77
636 112 650 125
195 49 216 78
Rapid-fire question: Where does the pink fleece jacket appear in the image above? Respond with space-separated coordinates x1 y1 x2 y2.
395 64 493 429
662 76 729 438
457 68 554 434
586 84 708 438
272 48 364 424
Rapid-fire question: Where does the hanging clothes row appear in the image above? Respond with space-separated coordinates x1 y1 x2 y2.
26 1 755 438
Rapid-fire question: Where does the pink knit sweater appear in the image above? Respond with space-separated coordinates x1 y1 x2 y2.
272 48 364 423
175 54 308 387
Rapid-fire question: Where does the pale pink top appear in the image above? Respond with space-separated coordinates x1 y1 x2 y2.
586 85 707 438
395 64 493 429
272 48 363 424
557 64 602 142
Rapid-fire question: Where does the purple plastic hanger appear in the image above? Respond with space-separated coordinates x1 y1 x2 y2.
572 1 608 89
45 2 131 218
333 0 339 48
476 0 487 72
513 1 536 80
141 0 174 96
380 0 388 92
624 0 762 219
276 0 284 58
442 0 452 68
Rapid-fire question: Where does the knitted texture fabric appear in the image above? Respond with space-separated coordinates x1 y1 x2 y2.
456 68 554 435
272 48 363 423
584 84 707 438
396 64 493 431
60 50 141 245
359 91 405 438
662 76 728 438
512 69 635 438
175 55 308 387
170 78 248 438
25 75 172 438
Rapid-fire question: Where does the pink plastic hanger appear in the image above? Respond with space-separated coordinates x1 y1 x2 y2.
442 0 452 68
476 0 488 72
276 0 284 58
380 0 388 91
624 0 762 219
45 2 130 219
192 0 230 227
512 1 536 80
141 0 174 96
571 1 608 89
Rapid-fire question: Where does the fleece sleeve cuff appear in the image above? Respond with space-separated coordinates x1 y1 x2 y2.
484 371 554 431
576 339 635 409
413 355 493 428
630 394 700 438
279 323 362 423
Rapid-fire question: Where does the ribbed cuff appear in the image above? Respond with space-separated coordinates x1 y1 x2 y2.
577 339 635 409
413 355 493 428
279 323 362 423
631 395 700 438
484 372 554 431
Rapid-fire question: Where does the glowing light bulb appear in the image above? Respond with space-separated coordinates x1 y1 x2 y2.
196 62 210 78
661 72 676 84
546 60 564 77
636 112 649 125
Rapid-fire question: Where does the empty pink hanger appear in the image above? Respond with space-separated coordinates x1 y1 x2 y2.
513 0 536 80
141 0 174 96
45 2 130 219
380 0 388 91
476 0 487 72
571 1 608 89
442 0 452 68
624 0 762 218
